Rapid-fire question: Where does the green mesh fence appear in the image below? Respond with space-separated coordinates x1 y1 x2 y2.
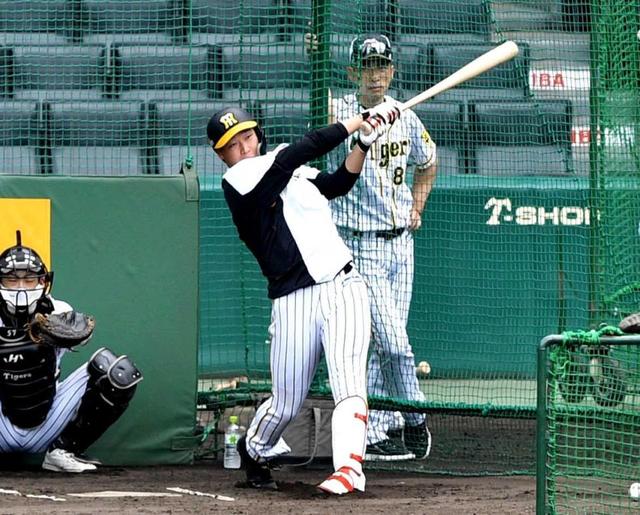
0 0 638 478
538 331 640 514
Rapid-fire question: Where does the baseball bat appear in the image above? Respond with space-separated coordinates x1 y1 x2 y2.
361 41 520 134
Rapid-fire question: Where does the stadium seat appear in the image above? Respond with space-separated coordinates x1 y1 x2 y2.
468 99 573 176
113 44 217 101
287 0 389 37
0 100 44 174
9 44 110 101
0 0 78 43
190 0 282 36
425 43 530 94
222 87 310 104
397 0 491 40
401 42 530 103
220 43 309 91
261 102 309 146
153 100 259 182
81 0 183 45
415 88 529 104
492 2 563 32
394 43 428 93
49 100 152 175
412 101 465 175
189 32 281 48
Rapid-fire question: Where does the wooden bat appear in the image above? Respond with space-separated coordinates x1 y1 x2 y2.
361 40 520 133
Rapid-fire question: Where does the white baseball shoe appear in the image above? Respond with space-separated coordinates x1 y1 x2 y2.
42 449 97 473
317 466 365 495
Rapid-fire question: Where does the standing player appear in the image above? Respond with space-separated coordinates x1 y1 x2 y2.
0 231 142 472
330 34 437 461
208 102 398 494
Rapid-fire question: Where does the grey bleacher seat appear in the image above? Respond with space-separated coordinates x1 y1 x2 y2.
398 33 487 47
315 34 362 90
397 0 491 40
394 43 428 92
532 89 588 118
492 2 563 32
426 43 530 94
189 32 280 48
222 87 310 103
262 102 309 146
114 44 217 101
81 0 182 45
416 88 529 103
413 102 465 175
561 0 590 33
191 0 282 36
469 99 573 176
220 43 310 91
10 44 109 101
0 100 44 174
507 31 589 66
0 0 78 43
153 100 258 180
50 101 152 175
0 32 68 46
288 0 388 37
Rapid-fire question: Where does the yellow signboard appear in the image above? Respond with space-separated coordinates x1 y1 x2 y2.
0 199 51 268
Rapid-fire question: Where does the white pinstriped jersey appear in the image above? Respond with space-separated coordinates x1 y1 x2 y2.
330 94 437 231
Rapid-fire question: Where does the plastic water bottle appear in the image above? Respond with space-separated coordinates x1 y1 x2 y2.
224 415 241 469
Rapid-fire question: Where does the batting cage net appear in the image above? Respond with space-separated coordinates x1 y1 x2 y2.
1 0 639 481
538 331 640 514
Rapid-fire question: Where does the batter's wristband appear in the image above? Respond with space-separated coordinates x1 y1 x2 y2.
356 138 370 153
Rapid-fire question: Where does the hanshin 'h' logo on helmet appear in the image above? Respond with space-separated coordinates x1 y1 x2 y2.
219 112 240 130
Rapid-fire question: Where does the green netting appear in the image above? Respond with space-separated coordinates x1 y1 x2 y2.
1 0 639 479
540 331 640 514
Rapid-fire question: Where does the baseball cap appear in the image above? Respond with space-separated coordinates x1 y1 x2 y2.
349 34 393 67
207 106 258 150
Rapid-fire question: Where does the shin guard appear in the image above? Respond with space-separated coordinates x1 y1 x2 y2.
317 396 368 495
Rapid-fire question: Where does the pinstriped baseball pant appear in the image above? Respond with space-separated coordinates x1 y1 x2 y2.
246 267 371 461
0 363 90 453
345 230 426 445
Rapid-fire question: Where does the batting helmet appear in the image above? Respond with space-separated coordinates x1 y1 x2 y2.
207 106 265 154
349 34 394 67
0 230 53 319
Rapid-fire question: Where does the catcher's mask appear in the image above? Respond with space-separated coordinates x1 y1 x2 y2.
207 106 267 155
0 231 53 318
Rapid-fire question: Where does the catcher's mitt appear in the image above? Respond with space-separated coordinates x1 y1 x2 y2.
619 312 640 333
28 311 95 348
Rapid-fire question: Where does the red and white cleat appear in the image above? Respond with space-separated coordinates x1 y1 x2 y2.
317 466 365 495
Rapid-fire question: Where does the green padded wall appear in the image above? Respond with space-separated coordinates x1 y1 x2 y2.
0 170 199 465
200 175 594 381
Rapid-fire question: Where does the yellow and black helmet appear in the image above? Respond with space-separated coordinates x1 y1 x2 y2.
207 106 264 151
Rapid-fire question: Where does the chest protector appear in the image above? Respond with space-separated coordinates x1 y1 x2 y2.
0 326 58 428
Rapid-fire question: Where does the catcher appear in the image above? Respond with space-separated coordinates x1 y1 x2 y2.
0 231 142 473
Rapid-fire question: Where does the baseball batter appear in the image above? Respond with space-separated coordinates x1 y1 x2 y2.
0 232 142 472
330 34 437 461
208 103 398 494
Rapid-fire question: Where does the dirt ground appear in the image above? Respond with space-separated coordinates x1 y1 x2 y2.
0 461 535 514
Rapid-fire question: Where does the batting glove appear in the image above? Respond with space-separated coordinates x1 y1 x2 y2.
362 99 401 125
357 114 387 148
